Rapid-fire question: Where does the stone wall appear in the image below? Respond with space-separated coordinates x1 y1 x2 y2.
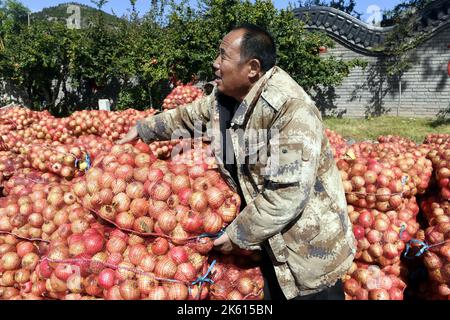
316 24 450 118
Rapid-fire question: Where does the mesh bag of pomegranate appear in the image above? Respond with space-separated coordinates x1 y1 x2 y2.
0 234 49 300
28 115 75 144
0 106 41 130
0 121 17 136
162 84 204 111
421 223 450 299
338 144 432 209
73 135 114 162
16 135 114 181
423 134 450 145
2 131 32 154
2 168 60 197
405 214 450 299
343 261 407 300
338 142 430 270
349 198 421 267
66 109 157 142
74 143 240 243
420 196 450 227
207 253 264 300
376 136 432 157
18 142 88 180
0 180 97 243
426 144 450 200
0 152 31 189
37 226 217 300
325 128 348 159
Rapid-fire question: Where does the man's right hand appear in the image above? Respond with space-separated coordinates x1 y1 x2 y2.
116 125 138 145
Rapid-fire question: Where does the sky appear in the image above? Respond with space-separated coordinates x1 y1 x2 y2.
20 0 404 24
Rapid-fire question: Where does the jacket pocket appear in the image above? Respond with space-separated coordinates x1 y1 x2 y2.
264 139 311 184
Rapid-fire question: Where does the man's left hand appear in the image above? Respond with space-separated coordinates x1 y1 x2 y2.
213 233 234 253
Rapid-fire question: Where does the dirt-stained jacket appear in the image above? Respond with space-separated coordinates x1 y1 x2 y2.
136 66 356 299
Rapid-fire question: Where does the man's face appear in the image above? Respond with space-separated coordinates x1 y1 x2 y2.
213 30 251 102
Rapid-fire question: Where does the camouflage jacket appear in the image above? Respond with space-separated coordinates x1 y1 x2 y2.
136 67 356 299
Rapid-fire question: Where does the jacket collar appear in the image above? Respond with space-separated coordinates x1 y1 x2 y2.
231 67 276 127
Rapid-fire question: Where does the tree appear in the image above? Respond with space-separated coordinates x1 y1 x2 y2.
381 0 436 77
382 0 434 26
0 19 76 113
0 0 29 51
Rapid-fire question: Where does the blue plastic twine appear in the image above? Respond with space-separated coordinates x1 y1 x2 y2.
401 176 408 186
84 153 91 171
398 224 407 241
188 260 216 300
403 239 430 259
197 229 225 240
191 259 216 289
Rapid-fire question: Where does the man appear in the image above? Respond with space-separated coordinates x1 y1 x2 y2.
117 24 356 300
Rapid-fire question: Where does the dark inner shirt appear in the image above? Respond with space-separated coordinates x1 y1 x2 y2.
217 93 247 208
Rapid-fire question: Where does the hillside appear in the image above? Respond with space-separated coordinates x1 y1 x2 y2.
30 2 123 27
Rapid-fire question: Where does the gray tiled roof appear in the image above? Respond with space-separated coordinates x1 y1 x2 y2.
293 0 450 56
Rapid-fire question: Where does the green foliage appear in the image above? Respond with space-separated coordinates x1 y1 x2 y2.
0 17 73 113
0 0 363 114
0 0 29 51
382 0 433 25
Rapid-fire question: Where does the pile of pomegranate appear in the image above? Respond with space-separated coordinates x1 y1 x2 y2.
1 111 449 300
0 104 259 300
324 130 440 300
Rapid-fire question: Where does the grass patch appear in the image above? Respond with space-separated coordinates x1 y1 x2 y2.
323 116 450 144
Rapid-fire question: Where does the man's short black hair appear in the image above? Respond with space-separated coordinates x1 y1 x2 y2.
232 23 276 72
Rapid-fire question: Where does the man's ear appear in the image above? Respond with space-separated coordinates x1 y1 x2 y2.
248 59 262 78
